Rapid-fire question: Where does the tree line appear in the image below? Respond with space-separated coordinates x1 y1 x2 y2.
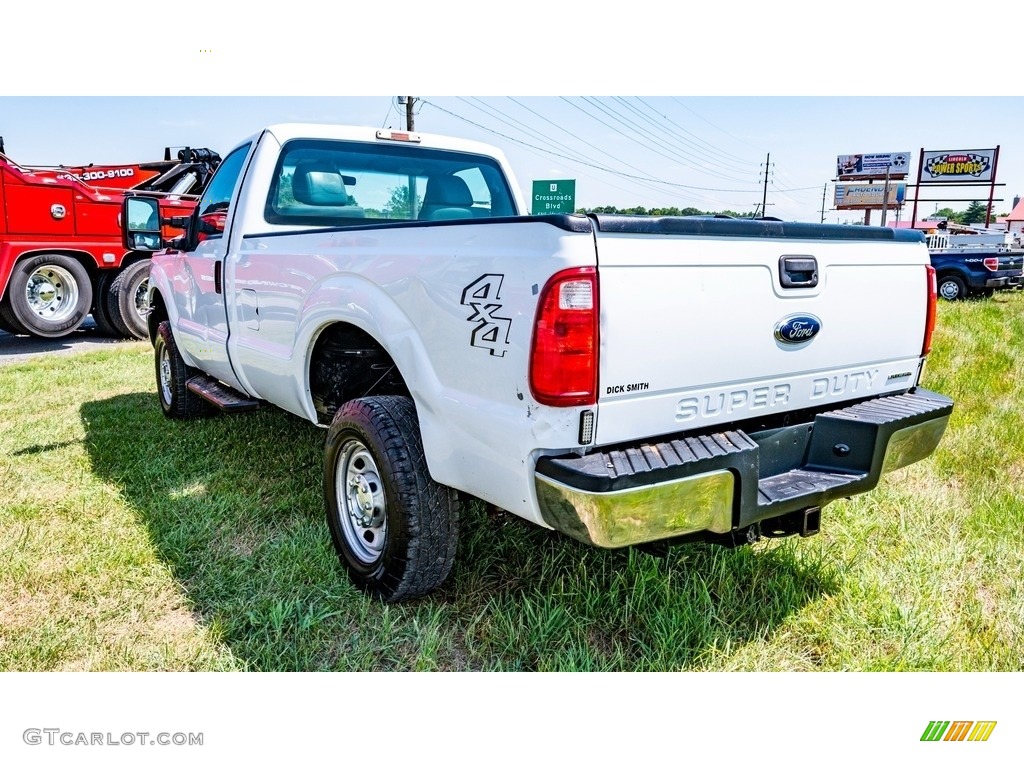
931 201 1008 226
577 205 760 217
579 201 1013 226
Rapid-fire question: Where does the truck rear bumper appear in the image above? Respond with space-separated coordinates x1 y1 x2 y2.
534 389 953 548
984 277 1010 288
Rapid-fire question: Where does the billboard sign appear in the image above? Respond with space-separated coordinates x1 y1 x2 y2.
921 149 996 182
532 179 576 214
836 151 911 180
834 183 906 210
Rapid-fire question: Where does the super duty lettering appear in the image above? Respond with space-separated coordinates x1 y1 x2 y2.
122 123 953 602
676 384 792 422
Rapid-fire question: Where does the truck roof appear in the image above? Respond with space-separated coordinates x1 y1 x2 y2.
248 123 513 164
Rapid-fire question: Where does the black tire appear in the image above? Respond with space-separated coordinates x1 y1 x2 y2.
105 260 151 340
90 271 122 337
324 396 459 602
0 293 30 335
153 320 212 419
937 274 967 301
5 253 93 338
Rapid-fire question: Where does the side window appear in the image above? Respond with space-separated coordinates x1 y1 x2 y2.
190 143 251 245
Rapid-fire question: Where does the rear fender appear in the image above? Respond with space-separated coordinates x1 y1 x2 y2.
293 275 450 471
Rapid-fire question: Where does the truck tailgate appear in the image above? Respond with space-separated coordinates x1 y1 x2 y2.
593 217 931 445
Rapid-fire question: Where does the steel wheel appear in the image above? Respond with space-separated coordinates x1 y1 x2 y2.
158 338 174 408
24 263 81 323
153 320 212 419
335 438 388 565
324 396 460 601
6 254 92 338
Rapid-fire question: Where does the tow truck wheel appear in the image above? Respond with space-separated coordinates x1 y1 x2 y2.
90 271 122 337
324 396 459 602
0 294 31 335
154 321 212 419
6 254 92 338
106 260 151 340
937 274 966 301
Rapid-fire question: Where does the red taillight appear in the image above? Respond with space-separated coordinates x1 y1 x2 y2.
983 257 999 272
529 267 599 406
923 265 937 356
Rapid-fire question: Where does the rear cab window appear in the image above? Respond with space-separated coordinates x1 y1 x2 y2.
264 138 517 227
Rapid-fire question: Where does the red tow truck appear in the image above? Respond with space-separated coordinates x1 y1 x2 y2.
0 136 220 339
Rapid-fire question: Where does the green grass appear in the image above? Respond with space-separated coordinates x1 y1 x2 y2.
1 291 1023 671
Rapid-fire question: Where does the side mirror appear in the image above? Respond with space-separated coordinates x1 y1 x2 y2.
122 195 164 251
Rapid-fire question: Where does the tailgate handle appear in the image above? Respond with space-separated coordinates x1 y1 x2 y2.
779 255 818 288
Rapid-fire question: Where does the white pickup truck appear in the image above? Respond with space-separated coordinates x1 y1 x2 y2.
122 123 953 602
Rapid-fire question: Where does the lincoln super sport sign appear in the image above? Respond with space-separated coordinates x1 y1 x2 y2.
922 149 996 182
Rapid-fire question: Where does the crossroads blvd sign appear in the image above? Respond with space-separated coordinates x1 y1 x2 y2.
532 179 576 215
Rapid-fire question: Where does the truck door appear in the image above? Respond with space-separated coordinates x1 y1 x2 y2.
170 143 252 389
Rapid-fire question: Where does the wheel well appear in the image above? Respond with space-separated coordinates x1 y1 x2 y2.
120 252 152 270
147 290 168 344
14 249 99 280
309 323 410 425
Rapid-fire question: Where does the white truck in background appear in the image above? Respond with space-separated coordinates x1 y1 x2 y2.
122 123 953 602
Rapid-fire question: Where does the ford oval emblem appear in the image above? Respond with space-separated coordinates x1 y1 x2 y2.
774 314 822 344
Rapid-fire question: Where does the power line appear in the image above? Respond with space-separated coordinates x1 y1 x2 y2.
421 100 700 206
578 97 754 184
422 99 764 195
622 97 760 175
610 97 756 182
505 97 680 186
670 97 762 151
380 100 395 129
459 97 594 167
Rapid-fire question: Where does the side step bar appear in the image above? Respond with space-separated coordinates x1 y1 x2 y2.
186 375 262 412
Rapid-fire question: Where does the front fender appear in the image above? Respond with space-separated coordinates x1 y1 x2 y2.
145 253 197 365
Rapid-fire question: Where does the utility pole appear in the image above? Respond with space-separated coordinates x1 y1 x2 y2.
398 97 419 218
820 183 828 224
405 96 416 131
880 165 892 227
760 153 771 218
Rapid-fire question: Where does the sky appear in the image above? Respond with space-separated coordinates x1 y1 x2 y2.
4 95 1021 225
3 2 1022 227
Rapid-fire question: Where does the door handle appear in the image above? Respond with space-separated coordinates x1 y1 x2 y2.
214 261 223 294
779 255 818 288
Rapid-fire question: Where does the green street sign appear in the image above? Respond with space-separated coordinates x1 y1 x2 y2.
532 179 576 215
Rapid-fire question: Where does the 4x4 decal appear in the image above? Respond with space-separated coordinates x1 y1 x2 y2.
461 274 511 357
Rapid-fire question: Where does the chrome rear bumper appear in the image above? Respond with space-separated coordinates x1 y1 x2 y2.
535 389 953 548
